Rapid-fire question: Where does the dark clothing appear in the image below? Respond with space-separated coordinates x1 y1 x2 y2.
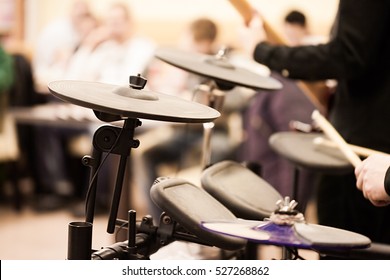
240 72 316 212
253 0 390 244
254 0 390 153
316 173 390 244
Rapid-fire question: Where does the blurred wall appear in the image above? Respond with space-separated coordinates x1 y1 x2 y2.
24 0 339 51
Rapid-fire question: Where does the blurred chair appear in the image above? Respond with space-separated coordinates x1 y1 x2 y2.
0 110 21 209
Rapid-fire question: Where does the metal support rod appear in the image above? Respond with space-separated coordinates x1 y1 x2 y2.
196 82 225 168
82 117 140 233
107 155 128 233
85 148 102 224
128 210 137 258
67 221 93 260
282 247 293 260
201 122 215 168
106 118 139 234
292 167 300 201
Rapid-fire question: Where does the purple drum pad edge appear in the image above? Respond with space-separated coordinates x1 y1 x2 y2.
294 223 371 250
201 220 371 250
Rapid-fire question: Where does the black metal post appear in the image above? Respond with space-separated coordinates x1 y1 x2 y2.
107 155 129 233
84 148 102 224
106 118 140 234
67 221 93 260
292 167 300 201
127 210 137 258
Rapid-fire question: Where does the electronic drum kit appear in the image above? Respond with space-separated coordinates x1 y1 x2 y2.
47 47 385 260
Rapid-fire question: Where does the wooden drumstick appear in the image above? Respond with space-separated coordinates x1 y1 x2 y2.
228 0 288 44
228 0 253 25
311 110 362 167
313 136 388 158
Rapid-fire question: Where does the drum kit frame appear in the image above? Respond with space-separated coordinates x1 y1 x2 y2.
46 47 386 260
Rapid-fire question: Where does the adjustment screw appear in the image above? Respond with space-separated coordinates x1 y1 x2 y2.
162 215 172 225
129 74 147 90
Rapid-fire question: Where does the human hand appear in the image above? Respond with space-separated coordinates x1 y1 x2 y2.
238 12 266 56
355 154 390 207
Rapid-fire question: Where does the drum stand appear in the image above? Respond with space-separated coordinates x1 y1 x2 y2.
90 210 215 260
82 114 141 231
193 47 238 168
62 74 244 260
66 113 215 260
67 113 250 260
67 111 143 259
66 105 240 259
69 202 241 259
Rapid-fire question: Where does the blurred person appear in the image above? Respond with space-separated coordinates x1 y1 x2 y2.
33 0 94 89
0 42 13 203
283 10 308 47
355 154 390 207
0 45 13 111
50 2 156 216
146 18 219 98
30 0 97 211
0 39 40 210
1 36 42 209
283 10 327 47
0 32 14 125
239 10 328 213
64 2 155 85
0 44 14 167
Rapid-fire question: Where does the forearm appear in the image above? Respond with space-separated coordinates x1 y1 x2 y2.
253 42 345 80
253 0 390 81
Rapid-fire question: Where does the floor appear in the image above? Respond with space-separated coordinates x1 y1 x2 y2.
0 204 114 260
0 206 318 260
0 174 319 260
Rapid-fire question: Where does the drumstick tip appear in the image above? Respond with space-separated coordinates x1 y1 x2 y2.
311 109 320 119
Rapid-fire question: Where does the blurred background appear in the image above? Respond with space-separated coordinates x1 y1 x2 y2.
3 0 338 54
1 0 338 260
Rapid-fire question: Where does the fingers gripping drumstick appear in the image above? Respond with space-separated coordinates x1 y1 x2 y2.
228 0 288 44
311 110 362 167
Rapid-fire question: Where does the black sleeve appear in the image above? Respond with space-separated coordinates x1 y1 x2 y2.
384 167 390 197
253 0 390 81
